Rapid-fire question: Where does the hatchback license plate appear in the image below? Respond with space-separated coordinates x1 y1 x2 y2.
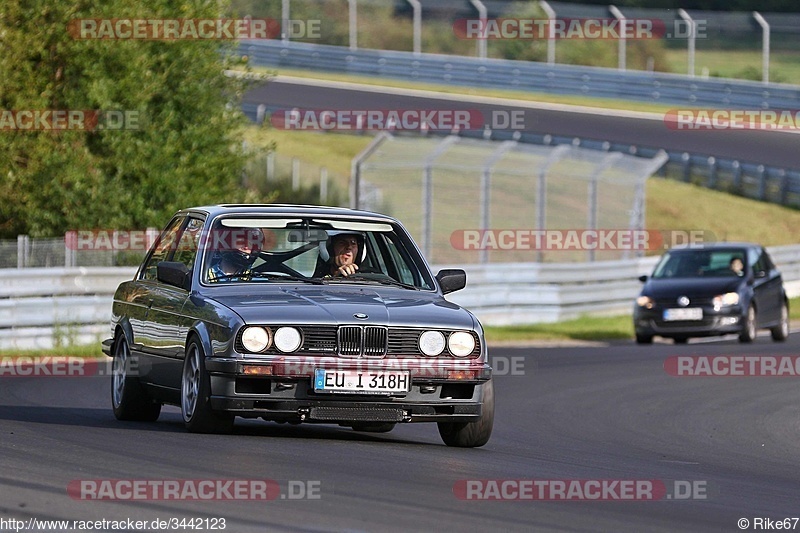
314 369 410 394
663 308 703 321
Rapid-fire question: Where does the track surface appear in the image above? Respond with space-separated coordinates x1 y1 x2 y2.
244 80 798 169
2 335 800 532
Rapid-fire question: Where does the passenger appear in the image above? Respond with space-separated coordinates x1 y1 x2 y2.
207 228 264 282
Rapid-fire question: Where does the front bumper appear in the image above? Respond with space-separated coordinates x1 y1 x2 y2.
634 306 744 338
205 357 491 423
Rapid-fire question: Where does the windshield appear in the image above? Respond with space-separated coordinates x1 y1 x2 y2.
200 216 434 290
651 249 748 279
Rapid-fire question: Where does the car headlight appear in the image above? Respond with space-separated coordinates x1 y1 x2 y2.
241 326 271 353
713 292 740 308
448 331 476 357
636 296 654 309
419 331 446 356
273 327 302 353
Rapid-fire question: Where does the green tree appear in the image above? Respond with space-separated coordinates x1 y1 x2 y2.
0 0 252 238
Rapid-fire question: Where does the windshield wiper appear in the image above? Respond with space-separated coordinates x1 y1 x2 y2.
250 273 324 284
323 275 420 290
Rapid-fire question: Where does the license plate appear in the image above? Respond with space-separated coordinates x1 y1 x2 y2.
314 369 410 394
663 308 703 321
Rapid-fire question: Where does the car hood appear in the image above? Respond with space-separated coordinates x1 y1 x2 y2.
643 277 743 299
210 286 476 329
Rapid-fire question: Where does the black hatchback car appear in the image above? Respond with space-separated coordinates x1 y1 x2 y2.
102 204 493 447
634 243 789 344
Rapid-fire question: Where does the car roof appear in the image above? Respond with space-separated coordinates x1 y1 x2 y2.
668 242 761 252
179 204 400 223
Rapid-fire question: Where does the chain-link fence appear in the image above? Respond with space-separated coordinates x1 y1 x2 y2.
1 235 151 269
243 146 348 206
354 133 667 264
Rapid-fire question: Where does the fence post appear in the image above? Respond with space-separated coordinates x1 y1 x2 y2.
292 157 300 190
267 152 274 181
678 10 696 77
753 12 770 84
707 156 717 189
682 152 692 182
320 167 328 203
540 1 556 65
757 165 766 200
17 235 29 268
282 0 290 43
732 160 742 192
348 0 357 51
468 0 487 60
609 5 626 71
407 0 421 56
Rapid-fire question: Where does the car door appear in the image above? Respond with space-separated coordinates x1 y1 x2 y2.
145 215 205 392
750 247 782 326
129 215 186 384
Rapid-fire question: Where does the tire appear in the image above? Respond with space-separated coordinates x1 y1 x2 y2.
351 423 396 433
673 337 688 344
739 306 757 343
181 339 234 434
438 380 494 448
635 334 653 344
111 334 161 422
771 301 789 342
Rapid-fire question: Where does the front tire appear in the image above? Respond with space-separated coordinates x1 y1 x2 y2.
635 334 653 345
771 301 789 342
438 380 494 448
111 334 161 422
181 339 234 434
739 306 757 343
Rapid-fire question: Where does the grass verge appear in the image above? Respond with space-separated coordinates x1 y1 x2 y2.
0 344 104 359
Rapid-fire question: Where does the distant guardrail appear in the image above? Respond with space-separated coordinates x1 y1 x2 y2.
239 40 800 110
2 246 799 348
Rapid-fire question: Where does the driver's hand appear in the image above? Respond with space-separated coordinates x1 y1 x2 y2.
335 263 359 277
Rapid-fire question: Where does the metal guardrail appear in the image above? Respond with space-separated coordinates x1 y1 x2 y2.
0 268 136 350
449 244 800 324
2 246 799 348
239 40 800 110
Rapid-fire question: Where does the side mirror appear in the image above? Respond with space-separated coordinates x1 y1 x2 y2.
157 261 192 291
436 269 467 295
638 275 648 283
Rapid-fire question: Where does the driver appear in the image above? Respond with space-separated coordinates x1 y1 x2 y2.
320 231 364 278
730 257 745 276
207 228 264 282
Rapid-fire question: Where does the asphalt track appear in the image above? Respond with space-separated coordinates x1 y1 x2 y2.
2 334 800 532
244 79 799 169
